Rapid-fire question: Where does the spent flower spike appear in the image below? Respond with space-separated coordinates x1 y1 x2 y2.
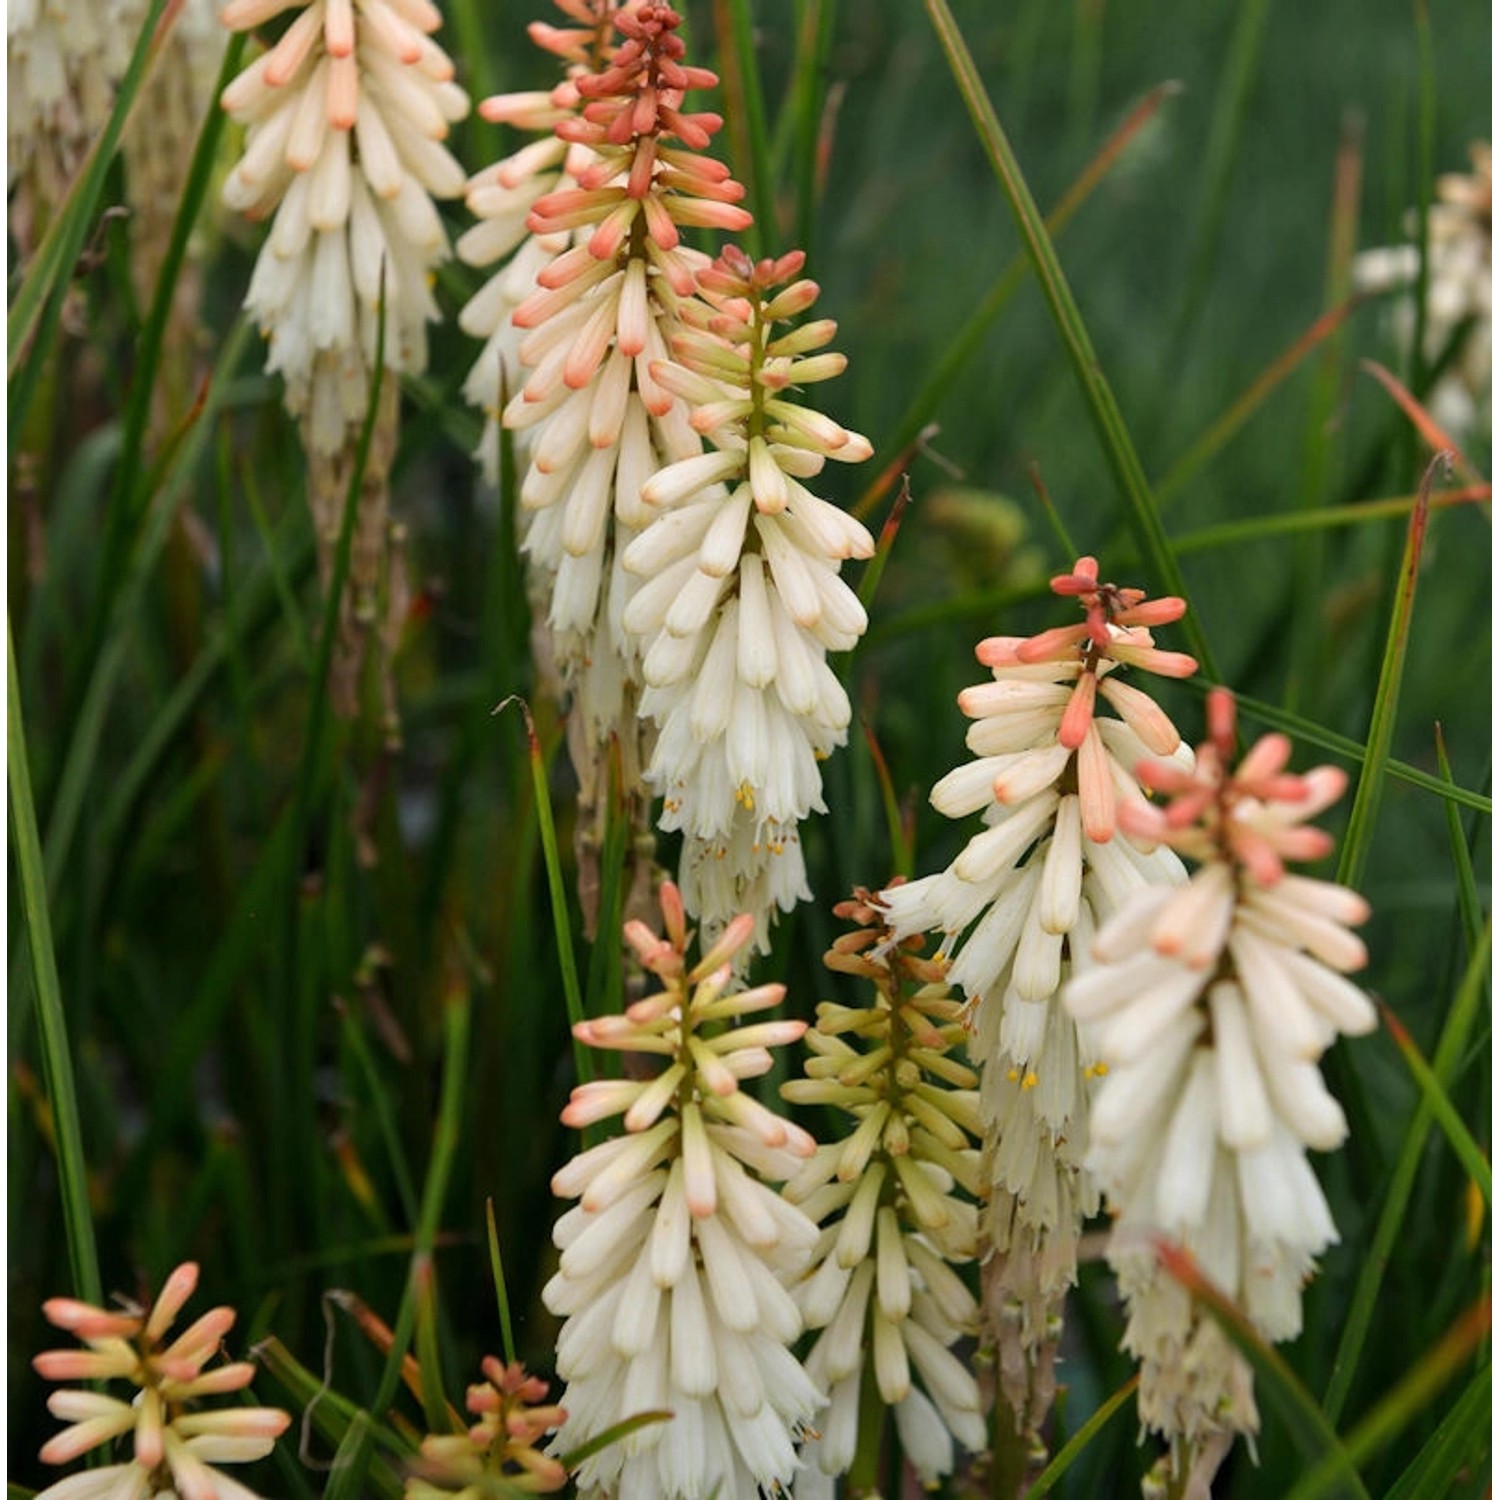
545 882 824 1500
33 1261 290 1500
782 889 988 1492
1063 688 1376 1487
626 246 874 953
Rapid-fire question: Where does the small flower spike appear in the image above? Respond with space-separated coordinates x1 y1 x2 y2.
33 1261 290 1500
626 246 874 955
545 882 823 1500
220 0 470 456
406 1358 568 1496
1063 688 1376 1494
782 889 988 1493
876 558 1196 1438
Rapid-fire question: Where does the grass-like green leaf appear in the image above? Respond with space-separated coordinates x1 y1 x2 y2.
7 615 101 1305
485 1198 517 1367
1021 1375 1137 1498
556 1409 675 1468
1336 461 1436 889
1379 1002 1492 1210
1322 923 1491 1424
499 697 593 1092
923 0 1217 678
715 0 777 254
1288 1299 1490 1500
1433 724 1485 958
1380 1359 1491 1500
867 79 1182 495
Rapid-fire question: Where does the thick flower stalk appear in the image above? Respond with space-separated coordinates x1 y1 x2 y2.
781 889 987 1493
876 557 1196 1437
219 0 467 723
625 246 873 953
1063 688 1375 1494
32 1261 290 1500
545 882 824 1499
459 0 620 485
1353 141 1492 438
500 4 751 908
406 1358 568 1497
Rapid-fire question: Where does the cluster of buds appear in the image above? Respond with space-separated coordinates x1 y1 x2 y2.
627 247 873 952
499 3 750 783
220 0 470 455
877 557 1196 1433
781 889 987 1490
1063 688 1374 1486
544 883 824 1500
32 1261 289 1500
406 1358 568 1496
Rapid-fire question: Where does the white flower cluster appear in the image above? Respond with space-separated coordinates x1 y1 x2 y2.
877 559 1195 1425
1353 142 1492 439
497 2 749 750
1063 689 1375 1474
631 247 873 952
220 0 469 454
546 887 823 1500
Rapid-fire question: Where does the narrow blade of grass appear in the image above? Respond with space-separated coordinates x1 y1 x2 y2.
412 1254 456 1435
1021 1375 1138 1499
868 79 1181 491
7 615 101 1305
1288 1299 1490 1500
93 32 248 637
1379 1002 1492 1210
1361 359 1481 483
924 0 1216 677
1170 484 1486 556
1157 1241 1371 1499
855 475 911 612
496 697 592 1088
556 1410 675 1469
1380 1359 1491 1500
40 321 254 903
1322 924 1491 1423
1156 295 1369 510
715 0 777 253
485 1198 517 1366
1198 686 1490 816
1335 458 1436 889
1165 0 1274 345
859 719 912 879
1433 724 1484 957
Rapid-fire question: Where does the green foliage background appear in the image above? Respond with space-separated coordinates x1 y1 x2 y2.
8 1 1491 1496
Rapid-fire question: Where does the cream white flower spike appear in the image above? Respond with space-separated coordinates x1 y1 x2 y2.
219 0 470 455
628 246 873 955
546 882 823 1500
1063 686 1375 1494
876 556 1197 1438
